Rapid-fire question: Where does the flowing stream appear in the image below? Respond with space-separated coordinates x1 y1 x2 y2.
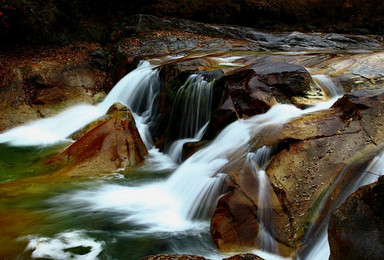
0 55 383 260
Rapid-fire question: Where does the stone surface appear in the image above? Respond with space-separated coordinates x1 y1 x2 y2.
0 44 108 132
222 254 265 260
139 254 210 260
211 88 384 256
205 61 324 140
119 15 382 56
329 176 384 260
54 103 148 177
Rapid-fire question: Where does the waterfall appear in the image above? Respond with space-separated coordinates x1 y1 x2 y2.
0 61 159 147
7 57 361 259
66 100 338 239
312 75 345 98
247 147 278 254
167 74 213 163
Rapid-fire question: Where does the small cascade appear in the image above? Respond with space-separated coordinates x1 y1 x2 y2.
312 75 345 98
247 147 278 254
0 61 159 147
167 100 338 221
101 61 161 148
167 74 213 162
64 101 338 238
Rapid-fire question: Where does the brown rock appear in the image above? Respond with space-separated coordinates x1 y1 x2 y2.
139 254 210 260
54 103 148 177
223 253 265 260
211 89 384 256
328 176 384 260
0 46 107 132
205 61 325 139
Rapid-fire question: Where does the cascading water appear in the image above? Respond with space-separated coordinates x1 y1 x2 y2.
167 74 213 163
18 70 340 259
312 75 345 97
247 147 278 254
50 101 338 247
0 61 159 147
4 56 378 260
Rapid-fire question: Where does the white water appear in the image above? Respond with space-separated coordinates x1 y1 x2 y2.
313 75 345 98
0 61 158 147
4 58 364 259
49 100 337 248
247 147 278 254
167 74 213 162
24 231 104 260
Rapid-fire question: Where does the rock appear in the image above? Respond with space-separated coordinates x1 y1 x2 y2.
211 89 384 256
328 176 384 260
138 253 264 260
223 253 265 260
205 61 324 139
117 15 382 57
54 103 148 177
139 254 210 260
0 44 108 132
182 140 209 160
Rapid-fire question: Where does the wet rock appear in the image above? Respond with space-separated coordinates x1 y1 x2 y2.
205 61 324 139
211 89 384 256
266 89 384 253
211 160 293 255
54 103 147 177
139 254 210 260
328 176 384 260
182 140 209 160
222 253 265 260
0 44 107 132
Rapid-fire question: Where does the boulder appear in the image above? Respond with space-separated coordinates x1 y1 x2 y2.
211 88 384 256
205 61 324 139
0 44 108 132
328 176 384 260
139 254 210 260
54 103 148 177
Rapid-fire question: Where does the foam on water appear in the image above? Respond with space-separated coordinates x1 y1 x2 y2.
24 230 104 260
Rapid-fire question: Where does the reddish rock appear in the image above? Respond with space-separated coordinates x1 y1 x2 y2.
328 176 384 260
55 103 147 177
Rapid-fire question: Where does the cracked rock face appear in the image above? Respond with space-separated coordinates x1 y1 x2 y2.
210 89 384 257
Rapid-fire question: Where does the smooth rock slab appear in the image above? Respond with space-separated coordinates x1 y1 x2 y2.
329 176 384 260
